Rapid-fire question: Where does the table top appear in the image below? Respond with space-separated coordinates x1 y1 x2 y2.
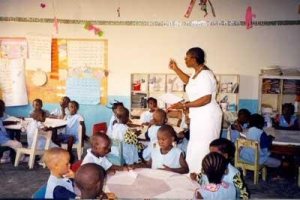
4 117 67 130
104 168 199 199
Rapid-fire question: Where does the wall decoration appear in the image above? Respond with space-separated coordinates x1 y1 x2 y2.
245 6 256 29
184 0 196 18
199 0 216 17
84 22 104 37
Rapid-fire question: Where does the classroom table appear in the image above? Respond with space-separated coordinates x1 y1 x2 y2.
104 168 199 199
4 117 67 130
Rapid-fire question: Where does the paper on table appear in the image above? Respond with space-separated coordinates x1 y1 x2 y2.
158 93 183 105
107 170 138 185
4 116 21 122
137 168 175 180
154 188 195 199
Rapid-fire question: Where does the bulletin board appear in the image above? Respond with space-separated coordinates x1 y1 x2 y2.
0 37 108 105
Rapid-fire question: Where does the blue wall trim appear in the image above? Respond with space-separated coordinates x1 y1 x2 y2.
239 99 259 114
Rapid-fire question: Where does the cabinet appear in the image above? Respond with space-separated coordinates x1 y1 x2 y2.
131 73 240 112
258 75 300 115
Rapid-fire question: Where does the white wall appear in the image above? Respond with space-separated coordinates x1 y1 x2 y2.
0 0 299 99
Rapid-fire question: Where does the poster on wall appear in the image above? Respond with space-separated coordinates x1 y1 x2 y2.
0 38 27 59
0 59 28 106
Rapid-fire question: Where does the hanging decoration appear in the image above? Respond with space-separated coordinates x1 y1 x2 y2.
40 3 46 8
117 7 121 17
199 0 216 17
52 0 59 34
245 6 256 29
184 0 196 18
84 22 104 37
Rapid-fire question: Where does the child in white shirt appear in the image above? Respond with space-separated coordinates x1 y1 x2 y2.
29 98 50 118
107 102 124 135
140 97 157 126
50 96 70 119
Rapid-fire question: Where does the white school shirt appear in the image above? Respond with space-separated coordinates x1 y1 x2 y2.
107 114 117 135
195 181 236 200
50 107 70 118
142 125 161 161
140 110 153 124
45 174 75 199
109 123 127 140
151 147 182 169
65 113 84 140
26 120 46 150
81 148 112 171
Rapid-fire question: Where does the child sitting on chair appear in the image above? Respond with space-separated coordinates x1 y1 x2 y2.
194 152 236 200
43 147 76 199
274 103 299 130
107 101 124 135
50 96 70 119
240 114 281 168
140 97 158 126
108 106 139 165
54 101 87 162
132 125 189 174
82 132 128 173
191 138 249 199
29 98 50 118
142 109 167 161
230 109 251 143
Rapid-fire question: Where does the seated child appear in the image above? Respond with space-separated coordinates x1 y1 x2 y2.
75 163 108 199
29 98 50 118
43 147 76 199
274 103 299 130
142 109 167 161
108 106 139 165
230 109 251 143
194 152 236 200
107 101 124 135
191 138 249 199
140 97 158 126
54 101 87 162
82 132 127 173
240 114 281 168
132 125 189 174
50 96 70 119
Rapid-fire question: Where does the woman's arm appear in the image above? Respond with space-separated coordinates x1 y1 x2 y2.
169 59 190 84
170 95 212 110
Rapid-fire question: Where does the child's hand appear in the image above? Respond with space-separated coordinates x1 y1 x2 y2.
159 164 172 172
190 172 198 181
64 169 75 179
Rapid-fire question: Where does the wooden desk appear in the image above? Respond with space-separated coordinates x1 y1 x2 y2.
104 168 199 199
4 117 67 130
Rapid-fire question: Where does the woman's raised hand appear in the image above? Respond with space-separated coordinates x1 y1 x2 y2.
169 59 178 71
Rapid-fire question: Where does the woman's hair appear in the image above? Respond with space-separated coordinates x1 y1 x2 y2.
249 113 265 129
187 47 205 65
202 152 228 184
158 124 178 142
70 100 79 110
209 138 235 161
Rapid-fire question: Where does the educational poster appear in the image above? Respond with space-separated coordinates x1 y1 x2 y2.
67 40 105 68
0 59 28 106
0 38 27 59
166 74 184 92
26 35 52 72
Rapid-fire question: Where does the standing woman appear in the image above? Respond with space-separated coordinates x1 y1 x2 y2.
168 47 222 173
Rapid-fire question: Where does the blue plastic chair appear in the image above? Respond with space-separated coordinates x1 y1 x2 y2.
32 183 47 199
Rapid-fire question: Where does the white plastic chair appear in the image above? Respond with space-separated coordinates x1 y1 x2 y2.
61 124 83 160
14 129 52 169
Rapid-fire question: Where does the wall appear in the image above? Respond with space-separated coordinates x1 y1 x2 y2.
1 0 300 134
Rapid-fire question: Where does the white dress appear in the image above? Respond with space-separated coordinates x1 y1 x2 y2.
185 70 222 173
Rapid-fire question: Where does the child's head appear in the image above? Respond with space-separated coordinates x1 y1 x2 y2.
202 152 228 184
75 163 106 199
152 109 167 126
209 138 235 161
68 101 79 115
157 125 177 150
282 103 295 118
237 109 251 124
116 106 129 124
91 132 111 157
60 96 71 108
0 99 5 117
32 109 46 122
112 102 124 115
43 147 70 177
32 98 43 111
249 113 265 129
147 97 157 112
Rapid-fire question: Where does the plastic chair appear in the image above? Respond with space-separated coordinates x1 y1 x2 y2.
14 129 52 169
93 122 107 134
61 124 83 160
235 138 267 184
107 138 124 166
32 183 47 199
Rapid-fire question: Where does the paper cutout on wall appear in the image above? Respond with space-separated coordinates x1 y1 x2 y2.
0 38 27 59
67 40 105 68
245 6 256 29
26 35 52 72
66 77 101 105
0 59 28 106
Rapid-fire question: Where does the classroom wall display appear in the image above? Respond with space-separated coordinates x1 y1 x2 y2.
0 37 108 105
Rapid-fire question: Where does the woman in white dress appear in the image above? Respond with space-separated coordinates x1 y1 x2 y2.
168 47 222 173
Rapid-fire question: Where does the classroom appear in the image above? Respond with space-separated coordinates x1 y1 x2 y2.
0 0 300 199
